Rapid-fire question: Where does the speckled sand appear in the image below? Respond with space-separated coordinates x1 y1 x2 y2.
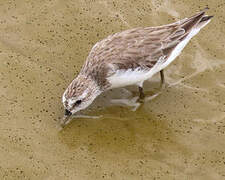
0 0 225 179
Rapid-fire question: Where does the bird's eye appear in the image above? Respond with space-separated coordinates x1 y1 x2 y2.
75 100 82 105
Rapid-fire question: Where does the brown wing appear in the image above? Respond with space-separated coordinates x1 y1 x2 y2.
81 9 207 87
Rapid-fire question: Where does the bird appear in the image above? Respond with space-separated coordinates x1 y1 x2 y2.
61 8 213 126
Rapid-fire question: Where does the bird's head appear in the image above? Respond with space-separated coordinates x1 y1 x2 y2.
61 75 101 126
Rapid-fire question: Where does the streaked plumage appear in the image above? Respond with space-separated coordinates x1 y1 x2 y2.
61 9 213 126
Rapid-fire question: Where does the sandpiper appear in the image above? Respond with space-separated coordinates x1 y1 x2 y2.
61 9 213 126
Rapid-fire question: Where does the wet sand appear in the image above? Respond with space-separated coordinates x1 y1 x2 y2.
0 0 225 179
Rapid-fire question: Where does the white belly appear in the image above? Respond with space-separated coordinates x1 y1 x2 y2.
107 28 201 89
107 68 149 88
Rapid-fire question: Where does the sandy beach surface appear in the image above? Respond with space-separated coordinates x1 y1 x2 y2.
0 0 225 179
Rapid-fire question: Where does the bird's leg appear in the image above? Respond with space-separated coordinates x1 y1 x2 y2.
138 86 145 99
160 70 165 89
137 81 145 101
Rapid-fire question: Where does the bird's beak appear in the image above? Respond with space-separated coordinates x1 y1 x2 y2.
59 115 71 128
59 109 72 128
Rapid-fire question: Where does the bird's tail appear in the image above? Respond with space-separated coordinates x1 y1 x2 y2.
179 7 213 33
196 15 213 29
